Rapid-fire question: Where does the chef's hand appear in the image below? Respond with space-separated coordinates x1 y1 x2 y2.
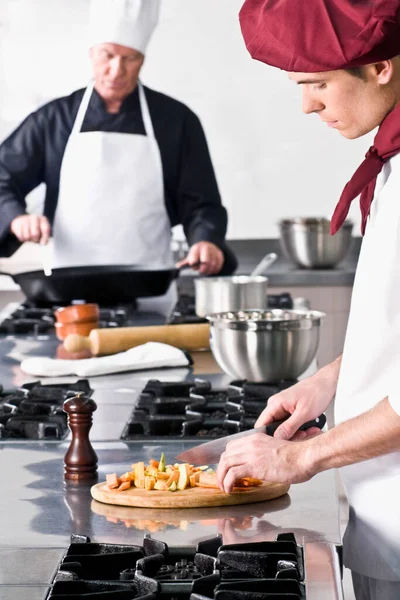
254 372 335 441
10 215 51 245
176 241 224 275
216 432 315 493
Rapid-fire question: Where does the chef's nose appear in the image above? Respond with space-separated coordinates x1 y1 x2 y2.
109 56 126 78
302 88 324 114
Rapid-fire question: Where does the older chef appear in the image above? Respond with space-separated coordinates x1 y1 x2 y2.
217 2 400 598
0 0 236 313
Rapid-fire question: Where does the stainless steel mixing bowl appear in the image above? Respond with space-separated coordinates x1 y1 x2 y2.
278 217 353 268
208 309 326 382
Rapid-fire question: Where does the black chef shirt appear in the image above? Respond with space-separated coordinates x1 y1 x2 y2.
0 85 236 273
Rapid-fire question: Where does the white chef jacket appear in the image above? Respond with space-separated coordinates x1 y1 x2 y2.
334 153 400 580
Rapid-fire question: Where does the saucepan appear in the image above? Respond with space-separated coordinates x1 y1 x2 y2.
0 264 187 306
194 252 278 317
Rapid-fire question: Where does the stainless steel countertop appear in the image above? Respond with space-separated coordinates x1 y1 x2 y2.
0 441 343 598
0 441 340 548
0 331 344 598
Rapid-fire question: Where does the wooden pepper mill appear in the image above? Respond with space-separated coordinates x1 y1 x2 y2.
63 393 98 482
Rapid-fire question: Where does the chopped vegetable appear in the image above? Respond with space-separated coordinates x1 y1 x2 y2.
166 470 179 487
154 479 169 491
106 473 120 489
134 462 145 488
177 463 191 490
105 457 263 493
116 481 131 492
158 452 166 472
145 476 156 491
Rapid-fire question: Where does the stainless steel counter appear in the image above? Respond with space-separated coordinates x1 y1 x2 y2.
0 332 344 598
0 441 340 548
0 440 342 598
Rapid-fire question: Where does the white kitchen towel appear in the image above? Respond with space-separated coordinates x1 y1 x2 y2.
20 342 190 378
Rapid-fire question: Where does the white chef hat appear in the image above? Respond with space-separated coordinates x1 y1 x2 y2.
88 0 160 54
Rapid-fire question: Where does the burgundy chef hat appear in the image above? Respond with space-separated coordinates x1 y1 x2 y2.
239 0 400 73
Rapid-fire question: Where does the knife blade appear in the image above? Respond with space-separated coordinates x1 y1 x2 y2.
175 414 326 465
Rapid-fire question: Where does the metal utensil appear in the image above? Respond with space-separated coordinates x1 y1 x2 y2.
40 243 52 277
250 252 277 276
207 309 325 382
176 414 326 464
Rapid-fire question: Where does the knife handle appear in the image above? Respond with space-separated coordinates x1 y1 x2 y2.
261 413 326 437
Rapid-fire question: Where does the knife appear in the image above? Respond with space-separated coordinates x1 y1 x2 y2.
175 414 326 465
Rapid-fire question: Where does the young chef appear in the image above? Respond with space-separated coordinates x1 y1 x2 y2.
0 0 236 314
216 2 400 597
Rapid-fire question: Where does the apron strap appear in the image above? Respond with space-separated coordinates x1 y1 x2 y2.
138 81 156 139
72 83 94 135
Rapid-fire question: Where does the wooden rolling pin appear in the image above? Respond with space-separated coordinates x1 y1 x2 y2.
63 323 210 356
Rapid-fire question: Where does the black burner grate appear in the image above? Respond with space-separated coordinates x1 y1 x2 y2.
121 378 297 441
48 532 306 599
0 379 92 440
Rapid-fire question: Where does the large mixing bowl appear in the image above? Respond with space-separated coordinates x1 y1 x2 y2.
278 217 353 268
208 309 325 382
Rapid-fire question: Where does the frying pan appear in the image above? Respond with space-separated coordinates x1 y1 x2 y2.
0 265 184 306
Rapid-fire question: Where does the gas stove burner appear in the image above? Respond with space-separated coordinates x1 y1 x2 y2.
48 532 307 599
0 379 92 440
121 378 297 441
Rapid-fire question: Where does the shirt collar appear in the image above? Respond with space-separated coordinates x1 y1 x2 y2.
91 85 140 114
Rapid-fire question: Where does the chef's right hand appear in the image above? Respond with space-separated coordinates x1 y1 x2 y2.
10 215 51 244
254 373 334 441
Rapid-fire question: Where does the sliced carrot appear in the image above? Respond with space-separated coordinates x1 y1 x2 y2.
116 481 131 491
195 482 219 489
166 470 179 486
189 472 201 487
156 472 170 480
119 471 135 482
242 477 263 486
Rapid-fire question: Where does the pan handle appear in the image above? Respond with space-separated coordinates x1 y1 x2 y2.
175 262 203 273
0 271 15 278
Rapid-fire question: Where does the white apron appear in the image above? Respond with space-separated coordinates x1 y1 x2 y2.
52 82 177 315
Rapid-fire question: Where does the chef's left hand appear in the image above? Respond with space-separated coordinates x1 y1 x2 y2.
176 241 224 275
216 432 316 493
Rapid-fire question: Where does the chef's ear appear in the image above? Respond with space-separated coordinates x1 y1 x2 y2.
374 60 396 85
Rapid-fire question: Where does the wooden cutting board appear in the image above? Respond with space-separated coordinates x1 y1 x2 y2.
91 481 290 509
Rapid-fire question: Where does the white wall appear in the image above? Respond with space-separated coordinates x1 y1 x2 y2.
0 0 372 263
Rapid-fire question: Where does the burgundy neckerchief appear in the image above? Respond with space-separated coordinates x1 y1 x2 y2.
331 103 400 235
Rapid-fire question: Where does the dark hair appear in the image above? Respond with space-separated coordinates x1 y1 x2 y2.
345 66 366 79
